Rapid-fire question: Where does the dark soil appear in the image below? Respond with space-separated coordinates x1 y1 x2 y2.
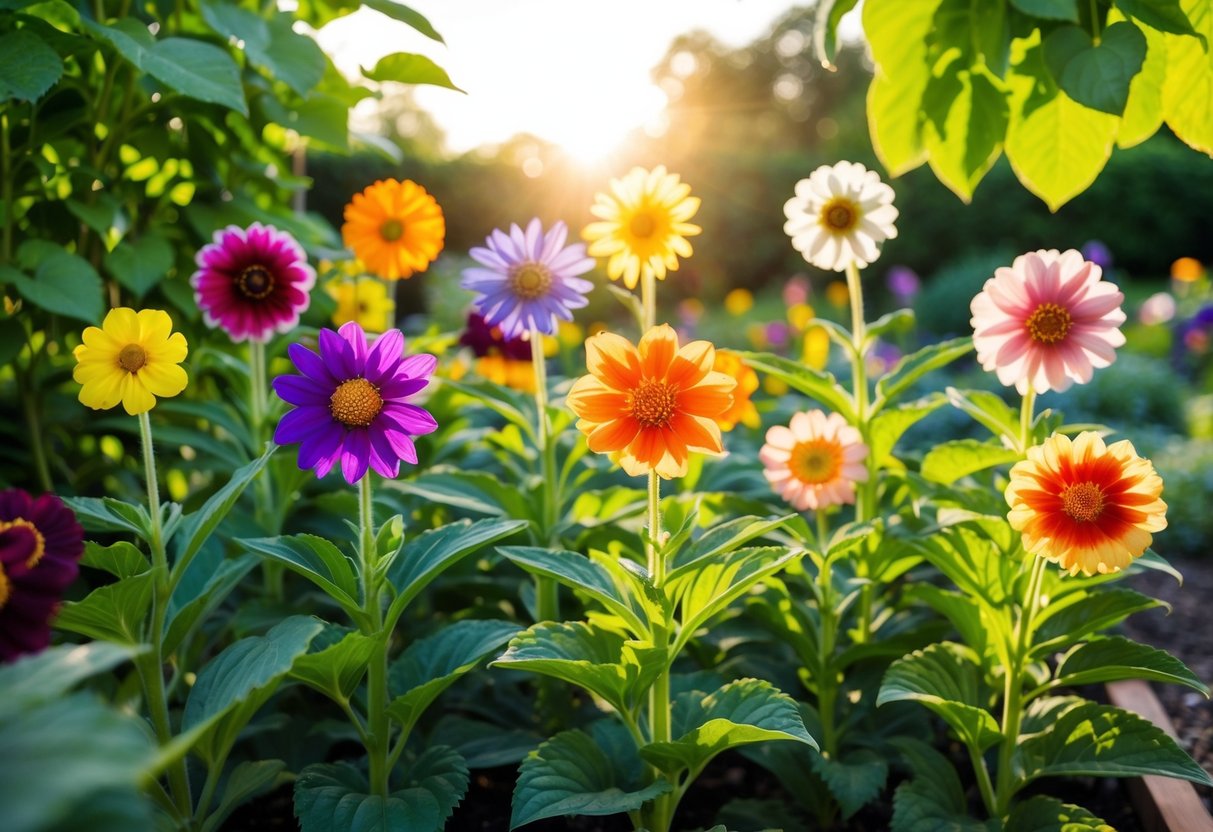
1122 554 1213 814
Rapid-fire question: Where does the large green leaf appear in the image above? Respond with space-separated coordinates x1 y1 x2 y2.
511 728 671 828
1052 636 1208 693
362 0 445 42
164 553 257 655
1162 0 1213 154
889 737 995 832
499 546 646 635
393 469 531 517
0 29 63 101
289 625 376 702
878 642 1001 752
362 52 463 92
0 643 145 719
1031 586 1163 656
810 750 888 821
144 38 247 114
945 387 1019 444
294 747 468 832
80 540 149 580
640 679 815 776
9 251 104 323
869 393 947 468
103 233 173 299
873 338 973 412
1005 795 1115 832
386 619 521 732
1115 0 1199 34
63 496 150 539
240 533 361 613
1010 0 1079 20
922 64 1009 201
1043 22 1146 115
200 760 289 832
668 514 792 577
1116 7 1168 147
921 439 1021 484
252 15 327 96
54 571 153 645
739 352 854 421
1018 701 1213 786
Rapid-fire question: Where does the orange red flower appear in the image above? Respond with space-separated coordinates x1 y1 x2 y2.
712 350 760 431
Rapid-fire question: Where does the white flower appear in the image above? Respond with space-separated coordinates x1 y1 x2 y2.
783 161 899 272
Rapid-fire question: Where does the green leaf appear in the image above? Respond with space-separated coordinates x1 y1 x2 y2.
1005 795 1115 832
511 728 671 828
240 533 361 612
922 64 1009 201
945 387 1018 443
393 469 530 517
878 642 1002 752
669 514 792 577
810 750 888 821
873 338 973 411
289 626 375 702
362 52 463 92
1010 0 1079 20
739 352 855 421
1019 701 1213 786
1005 30 1120 210
0 643 145 719
145 38 247 114
103 233 173 299
164 554 258 655
295 748 468 832
921 439 1021 484
814 0 861 66
63 496 150 538
1116 7 1168 147
387 619 521 731
499 546 646 635
200 760 289 832
80 540 149 579
1044 22 1146 115
869 394 947 468
1032 586 1163 656
0 30 63 101
252 16 326 96
1115 0 1199 35
384 518 527 627
362 0 445 43
83 17 154 66
1053 636 1208 693
640 679 815 776
8 251 103 323
182 615 324 733
200 0 269 49
889 738 994 832
1162 0 1213 154
54 572 153 644
173 447 275 579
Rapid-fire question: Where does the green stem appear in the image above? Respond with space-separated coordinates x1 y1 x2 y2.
642 270 657 332
16 361 53 492
249 341 282 598
645 470 674 831
1089 0 1102 43
137 412 192 819
816 511 839 759
359 476 392 797
969 741 999 817
994 553 1048 816
845 261 876 643
1019 388 1037 455
845 261 868 421
1 111 13 263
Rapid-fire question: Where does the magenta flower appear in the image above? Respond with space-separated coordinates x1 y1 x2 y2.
970 249 1126 395
461 218 595 340
192 223 317 343
272 322 438 484
0 489 84 661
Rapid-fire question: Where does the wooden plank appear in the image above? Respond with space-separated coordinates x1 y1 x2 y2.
1106 679 1213 832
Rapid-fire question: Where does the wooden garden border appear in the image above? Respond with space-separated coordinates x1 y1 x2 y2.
1106 680 1213 832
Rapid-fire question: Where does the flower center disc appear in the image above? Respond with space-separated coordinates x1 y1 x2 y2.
820 198 859 232
1026 302 1073 344
789 440 841 484
0 563 9 610
508 262 553 300
330 378 384 428
118 344 147 373
1061 481 1105 523
380 219 405 242
631 381 677 428
237 265 275 299
629 213 656 239
0 517 45 570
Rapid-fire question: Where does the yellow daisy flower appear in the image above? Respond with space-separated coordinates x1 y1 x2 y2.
342 179 445 281
582 166 701 290
73 308 188 415
326 277 395 333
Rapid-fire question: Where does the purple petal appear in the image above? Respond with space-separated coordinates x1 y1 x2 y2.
382 402 438 435
287 343 335 384
365 329 404 380
368 427 402 478
379 376 429 400
274 375 331 407
299 422 344 477
274 406 331 444
341 429 371 483
318 328 357 380
380 425 419 464
338 321 369 370
399 354 437 380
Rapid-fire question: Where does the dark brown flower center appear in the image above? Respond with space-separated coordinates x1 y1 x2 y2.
631 381 677 427
629 212 656 239
1061 481 1105 523
0 562 9 610
380 219 405 242
237 265 275 299
820 198 859 232
1026 302 1073 344
118 344 147 373
330 378 383 428
789 440 841 485
508 262 553 300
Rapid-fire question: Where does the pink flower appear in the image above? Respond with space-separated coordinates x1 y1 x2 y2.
970 249 1125 395
192 223 317 342
760 410 868 511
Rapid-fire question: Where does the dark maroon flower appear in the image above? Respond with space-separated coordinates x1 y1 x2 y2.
0 490 84 661
459 312 532 361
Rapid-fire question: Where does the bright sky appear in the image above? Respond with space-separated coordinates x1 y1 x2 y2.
315 1 837 159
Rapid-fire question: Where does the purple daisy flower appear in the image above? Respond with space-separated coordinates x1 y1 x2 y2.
461 218 595 340
192 223 317 343
0 489 85 662
272 322 438 484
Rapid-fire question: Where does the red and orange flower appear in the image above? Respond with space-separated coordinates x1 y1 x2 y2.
712 349 760 431
1006 432 1167 576
566 324 735 478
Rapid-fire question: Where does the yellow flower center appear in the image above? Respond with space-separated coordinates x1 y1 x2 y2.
631 381 677 428
237 265 275 299
629 212 656 239
1061 481 1105 523
1026 303 1073 344
329 378 383 428
380 219 405 242
789 440 842 485
0 562 9 610
820 198 859 232
507 262 553 300
118 344 147 373
0 518 46 570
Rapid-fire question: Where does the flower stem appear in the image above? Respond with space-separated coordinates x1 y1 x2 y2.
844 261 876 643
137 411 192 819
1019 388 1037 455
642 271 657 332
249 340 283 598
359 475 391 797
815 511 840 759
645 469 674 831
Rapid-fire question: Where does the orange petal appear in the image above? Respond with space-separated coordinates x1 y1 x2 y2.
585 332 642 391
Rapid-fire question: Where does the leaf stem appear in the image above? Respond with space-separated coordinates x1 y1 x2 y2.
1019 388 1036 455
359 475 392 797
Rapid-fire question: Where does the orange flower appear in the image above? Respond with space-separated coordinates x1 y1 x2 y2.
1006 432 1167 576
566 324 735 478
1171 257 1204 283
712 350 760 431
342 179 444 280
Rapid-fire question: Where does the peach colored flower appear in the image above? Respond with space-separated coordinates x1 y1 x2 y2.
760 410 868 511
